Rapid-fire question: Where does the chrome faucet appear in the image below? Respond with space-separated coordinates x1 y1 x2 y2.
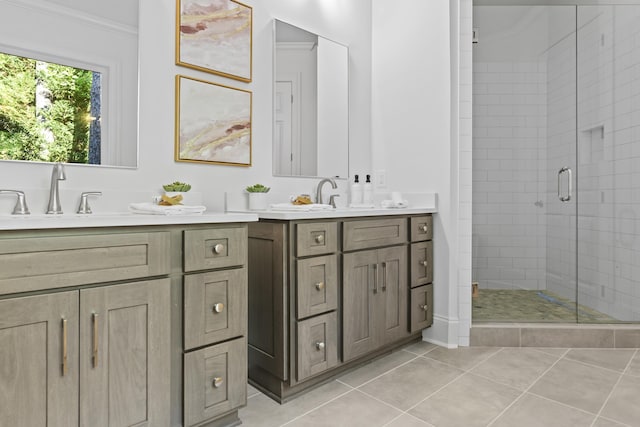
46 162 66 214
315 177 338 205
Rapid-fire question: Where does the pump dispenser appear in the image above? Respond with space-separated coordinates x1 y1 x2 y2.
363 174 373 205
350 174 362 205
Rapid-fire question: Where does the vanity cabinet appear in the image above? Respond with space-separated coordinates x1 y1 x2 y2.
0 222 250 427
247 213 433 402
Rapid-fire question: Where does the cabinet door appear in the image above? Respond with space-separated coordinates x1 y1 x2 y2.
79 279 170 427
343 249 377 362
378 246 408 344
296 312 338 381
411 284 433 332
0 292 78 427
410 241 433 288
296 254 338 319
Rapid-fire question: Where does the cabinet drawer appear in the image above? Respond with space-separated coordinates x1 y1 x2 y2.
184 269 247 350
296 221 338 257
0 232 170 295
183 227 247 272
410 284 433 332
296 255 338 319
184 337 247 427
410 241 433 288
410 215 433 242
296 312 338 382
343 218 407 251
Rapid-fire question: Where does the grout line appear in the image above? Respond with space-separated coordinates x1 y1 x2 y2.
589 348 640 427
349 355 421 389
279 385 356 427
563 353 635 377
485 348 570 427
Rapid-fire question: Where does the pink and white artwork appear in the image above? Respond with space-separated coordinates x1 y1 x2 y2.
177 0 252 82
176 75 252 166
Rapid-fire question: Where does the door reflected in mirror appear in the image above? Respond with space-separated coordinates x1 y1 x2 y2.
273 19 349 179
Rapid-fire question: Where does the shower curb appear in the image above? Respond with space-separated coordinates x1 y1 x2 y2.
470 323 640 348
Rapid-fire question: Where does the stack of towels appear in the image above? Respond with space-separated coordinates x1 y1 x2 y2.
129 202 206 215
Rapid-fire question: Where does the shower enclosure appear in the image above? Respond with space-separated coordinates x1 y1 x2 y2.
472 3 640 323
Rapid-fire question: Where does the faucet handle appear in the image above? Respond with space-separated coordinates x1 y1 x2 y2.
328 194 340 209
77 191 102 214
0 190 31 215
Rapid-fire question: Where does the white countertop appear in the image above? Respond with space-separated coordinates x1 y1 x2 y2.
229 206 437 220
0 212 259 230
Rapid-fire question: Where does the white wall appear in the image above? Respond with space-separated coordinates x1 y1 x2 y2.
372 0 459 346
0 0 372 213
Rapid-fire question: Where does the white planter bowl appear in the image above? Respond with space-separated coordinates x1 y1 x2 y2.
248 192 268 210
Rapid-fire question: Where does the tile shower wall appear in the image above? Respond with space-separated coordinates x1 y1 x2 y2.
472 61 547 291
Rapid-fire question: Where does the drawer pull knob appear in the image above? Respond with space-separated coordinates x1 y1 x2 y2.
315 282 325 291
212 303 225 313
420 304 429 312
314 234 324 244
420 260 428 267
213 243 225 254
213 377 224 388
315 341 325 351
419 225 428 232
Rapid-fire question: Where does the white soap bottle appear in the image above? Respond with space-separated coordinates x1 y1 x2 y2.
363 174 373 205
351 175 362 206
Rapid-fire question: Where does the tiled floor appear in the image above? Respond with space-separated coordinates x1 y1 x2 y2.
472 290 616 323
239 342 640 427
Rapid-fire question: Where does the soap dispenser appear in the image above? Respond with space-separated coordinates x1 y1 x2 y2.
351 174 362 205
363 174 373 205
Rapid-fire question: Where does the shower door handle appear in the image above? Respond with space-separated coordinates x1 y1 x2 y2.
557 167 572 202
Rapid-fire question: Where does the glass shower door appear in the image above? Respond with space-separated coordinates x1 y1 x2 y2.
576 5 640 323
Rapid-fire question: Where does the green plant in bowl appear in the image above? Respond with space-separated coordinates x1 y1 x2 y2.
245 184 270 193
163 181 192 192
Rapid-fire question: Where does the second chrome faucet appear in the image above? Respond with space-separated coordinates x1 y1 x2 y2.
46 162 66 214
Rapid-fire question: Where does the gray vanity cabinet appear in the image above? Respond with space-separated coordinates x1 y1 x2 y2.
248 214 432 403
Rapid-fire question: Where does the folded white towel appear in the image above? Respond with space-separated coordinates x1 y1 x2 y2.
129 202 206 215
269 203 333 212
381 199 409 209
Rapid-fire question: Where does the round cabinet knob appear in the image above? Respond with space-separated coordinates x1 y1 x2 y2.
212 303 225 313
420 304 429 312
420 225 428 232
213 377 224 388
315 282 325 291
315 341 325 351
314 234 324 244
213 243 225 254
420 260 428 267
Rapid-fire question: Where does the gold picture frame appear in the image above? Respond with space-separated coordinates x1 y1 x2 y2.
176 0 253 82
175 75 252 166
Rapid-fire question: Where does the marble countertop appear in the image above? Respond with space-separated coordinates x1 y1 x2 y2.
228 206 437 220
0 212 259 230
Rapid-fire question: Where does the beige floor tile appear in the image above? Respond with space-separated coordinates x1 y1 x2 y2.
533 347 569 357
338 350 416 388
409 373 521 427
359 356 464 411
564 349 635 372
423 346 500 371
239 380 351 427
284 390 401 427
529 359 620 413
491 394 595 427
600 374 640 426
471 348 559 391
592 417 631 427
626 351 640 377
402 340 438 356
384 413 434 427
247 383 261 398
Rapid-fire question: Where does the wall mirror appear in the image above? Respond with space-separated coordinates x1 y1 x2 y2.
273 19 349 179
0 0 139 168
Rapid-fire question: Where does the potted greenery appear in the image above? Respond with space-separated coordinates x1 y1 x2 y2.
245 183 270 210
161 181 192 205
